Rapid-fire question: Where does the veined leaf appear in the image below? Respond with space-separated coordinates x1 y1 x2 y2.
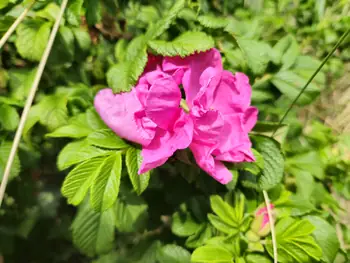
15 20 51 62
61 156 107 205
198 15 230 29
148 31 214 57
72 201 115 256
87 129 128 149
125 147 150 195
91 152 122 212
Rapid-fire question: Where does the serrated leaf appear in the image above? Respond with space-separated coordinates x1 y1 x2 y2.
271 71 320 105
235 37 271 75
57 140 110 171
265 217 323 263
171 211 202 237
306 216 340 263
252 135 284 190
0 142 21 181
114 191 148 232
91 152 122 212
61 156 108 205
191 246 233 263
72 201 115 257
157 244 191 263
148 31 214 57
87 129 128 149
145 0 185 39
125 147 150 195
198 15 229 29
0 104 19 131
15 20 51 62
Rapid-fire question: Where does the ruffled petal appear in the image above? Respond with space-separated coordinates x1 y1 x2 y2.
145 77 182 130
94 88 156 146
190 142 232 184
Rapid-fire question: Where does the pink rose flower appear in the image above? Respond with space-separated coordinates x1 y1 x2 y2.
163 49 258 184
94 49 257 184
250 204 274 237
94 59 193 174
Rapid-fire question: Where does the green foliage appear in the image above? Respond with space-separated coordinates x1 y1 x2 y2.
0 141 20 181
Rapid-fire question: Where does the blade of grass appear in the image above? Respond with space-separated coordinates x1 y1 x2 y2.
0 1 36 50
0 0 69 207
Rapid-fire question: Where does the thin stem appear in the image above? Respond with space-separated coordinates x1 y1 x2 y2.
0 1 36 50
263 190 277 263
271 27 350 137
0 0 69 207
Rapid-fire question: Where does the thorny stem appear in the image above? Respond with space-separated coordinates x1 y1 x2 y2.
263 190 277 263
0 0 69 207
0 1 36 50
271 27 350 137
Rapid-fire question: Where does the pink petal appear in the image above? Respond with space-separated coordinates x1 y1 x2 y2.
243 106 258 132
145 77 182 130
94 89 156 146
190 142 232 184
139 111 193 174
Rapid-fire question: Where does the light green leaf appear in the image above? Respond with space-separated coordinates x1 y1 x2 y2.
273 35 300 69
0 104 19 131
114 191 148 232
73 28 91 52
107 63 131 93
61 156 107 205
208 214 238 235
72 201 115 256
0 142 21 181
125 147 150 195
209 195 238 226
191 245 233 263
15 20 51 61
271 71 320 105
8 68 36 100
198 15 229 29
91 152 122 212
66 0 84 26
157 244 191 263
252 136 284 190
286 151 324 179
57 140 110 171
186 224 212 249
235 37 271 75
0 0 9 9
265 217 323 263
36 3 62 21
246 254 272 263
145 0 185 39
87 129 128 149
148 31 214 57
171 211 202 237
306 216 340 263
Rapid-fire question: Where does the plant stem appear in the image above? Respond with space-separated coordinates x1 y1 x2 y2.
0 0 69 207
0 1 36 50
263 190 277 263
271 27 350 137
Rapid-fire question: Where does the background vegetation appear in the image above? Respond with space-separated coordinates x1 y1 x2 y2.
0 0 349 262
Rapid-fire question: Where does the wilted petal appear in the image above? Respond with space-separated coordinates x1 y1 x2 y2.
94 88 156 146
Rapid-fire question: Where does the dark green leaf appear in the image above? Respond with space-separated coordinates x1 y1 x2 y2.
0 142 21 181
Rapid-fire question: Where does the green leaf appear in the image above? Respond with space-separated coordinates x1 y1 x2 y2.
209 195 238 226
36 3 62 21
245 254 272 263
171 211 202 237
61 156 107 205
306 216 340 263
198 15 230 29
148 31 214 57
191 246 233 263
0 0 9 9
235 37 271 75
114 191 148 232
66 0 84 26
90 152 122 212
185 224 212 249
125 147 150 195
73 28 91 52
252 135 284 190
265 217 323 263
273 35 300 69
271 71 320 105
145 0 185 39
253 121 287 133
15 20 51 62
84 0 102 25
0 142 21 181
8 68 36 100
57 140 110 171
72 201 115 257
208 214 238 235
157 244 191 263
87 129 128 149
48 26 75 66
286 151 324 179
0 104 19 131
